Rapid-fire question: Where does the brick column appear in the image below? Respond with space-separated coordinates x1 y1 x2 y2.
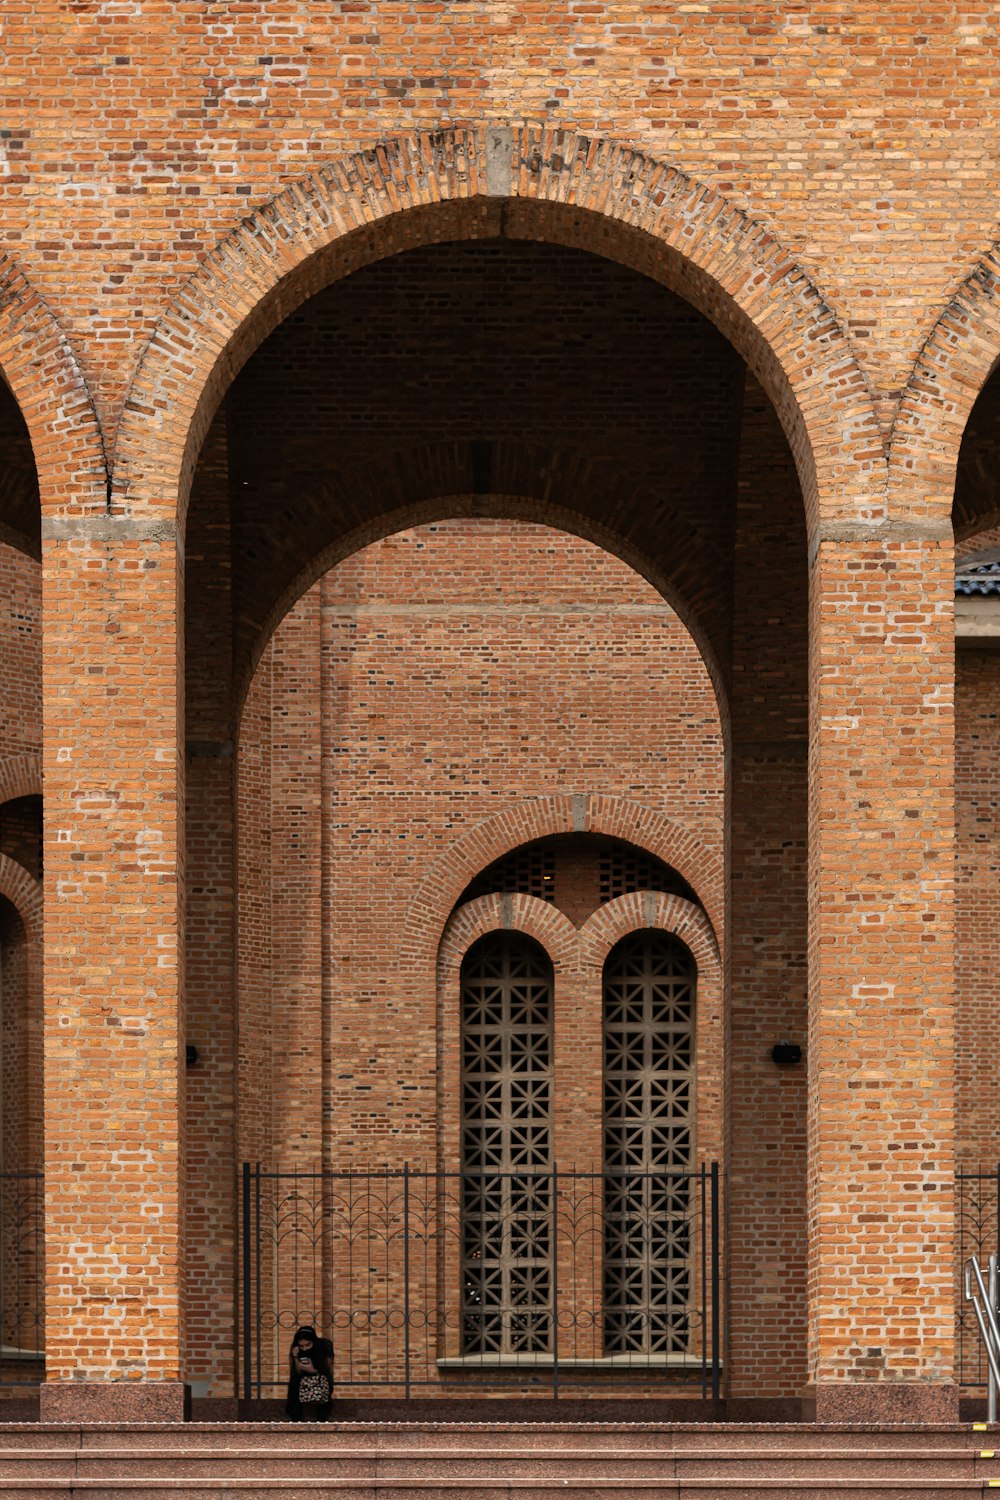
808 525 955 1423
726 373 809 1416
40 515 186 1422
184 412 237 1406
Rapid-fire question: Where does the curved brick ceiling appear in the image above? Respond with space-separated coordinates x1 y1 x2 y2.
187 238 806 719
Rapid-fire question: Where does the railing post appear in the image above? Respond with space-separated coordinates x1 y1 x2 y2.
710 1160 720 1403
240 1162 251 1403
990 1254 999 1426
403 1163 411 1400
552 1163 559 1401
254 1163 262 1401
700 1164 707 1400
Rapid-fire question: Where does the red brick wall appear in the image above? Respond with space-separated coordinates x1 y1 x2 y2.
726 374 810 1403
2 3 999 443
236 661 273 1170
220 238 744 698
233 516 725 1396
238 517 724 1172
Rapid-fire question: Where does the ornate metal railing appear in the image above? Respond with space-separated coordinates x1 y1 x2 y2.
239 1164 722 1401
0 1170 43 1386
957 1166 1000 1389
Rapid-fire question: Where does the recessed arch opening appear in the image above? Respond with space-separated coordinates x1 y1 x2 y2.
180 174 812 1403
185 230 817 745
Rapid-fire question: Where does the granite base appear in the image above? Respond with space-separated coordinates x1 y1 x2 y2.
806 1381 958 1423
39 1381 190 1423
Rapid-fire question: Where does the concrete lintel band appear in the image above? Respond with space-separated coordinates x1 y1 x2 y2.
41 515 179 544
807 516 953 568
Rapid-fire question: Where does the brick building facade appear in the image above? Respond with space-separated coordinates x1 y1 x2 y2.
0 0 997 1431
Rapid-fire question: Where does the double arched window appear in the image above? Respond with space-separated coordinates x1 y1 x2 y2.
458 927 696 1358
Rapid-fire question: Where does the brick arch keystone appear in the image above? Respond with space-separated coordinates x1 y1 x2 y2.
891 245 1000 519
0 252 106 513
0 752 42 806
437 892 580 986
402 794 724 974
112 125 880 535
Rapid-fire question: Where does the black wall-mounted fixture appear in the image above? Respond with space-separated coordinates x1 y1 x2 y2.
771 1042 802 1067
186 1044 199 1068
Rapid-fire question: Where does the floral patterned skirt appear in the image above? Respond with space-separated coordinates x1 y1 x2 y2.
298 1373 331 1405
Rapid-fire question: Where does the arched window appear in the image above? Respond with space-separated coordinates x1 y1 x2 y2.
460 932 553 1355
602 929 695 1355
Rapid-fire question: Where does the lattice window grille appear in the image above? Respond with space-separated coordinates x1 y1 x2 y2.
460 934 553 1355
464 846 557 905
599 847 675 904
602 929 695 1355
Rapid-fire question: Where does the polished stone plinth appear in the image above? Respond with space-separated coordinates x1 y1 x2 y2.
38 1381 189 1423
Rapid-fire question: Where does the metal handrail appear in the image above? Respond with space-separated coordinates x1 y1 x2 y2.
965 1254 1000 1421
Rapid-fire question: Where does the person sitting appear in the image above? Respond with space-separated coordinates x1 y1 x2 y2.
285 1324 333 1421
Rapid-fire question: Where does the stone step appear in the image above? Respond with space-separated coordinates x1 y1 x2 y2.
0 1446 989 1499
0 1476 987 1498
0 1444 988 1479
0 1424 985 1453
0 1422 991 1498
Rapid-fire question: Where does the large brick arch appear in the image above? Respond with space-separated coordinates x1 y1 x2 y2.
0 252 105 512
113 125 880 535
403 793 724 974
891 246 1000 519
235 491 730 739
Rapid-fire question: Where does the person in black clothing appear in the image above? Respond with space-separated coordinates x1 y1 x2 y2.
285 1324 333 1421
